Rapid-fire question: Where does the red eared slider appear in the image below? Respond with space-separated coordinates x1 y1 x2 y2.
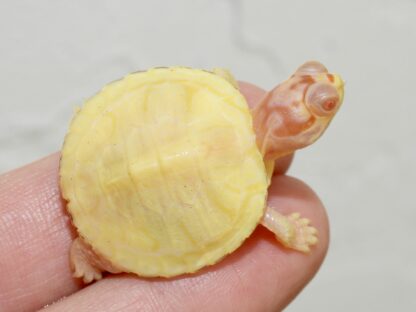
60 62 344 283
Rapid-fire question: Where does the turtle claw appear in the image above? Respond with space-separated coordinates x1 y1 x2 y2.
287 213 318 253
70 238 104 283
261 208 318 253
73 259 103 284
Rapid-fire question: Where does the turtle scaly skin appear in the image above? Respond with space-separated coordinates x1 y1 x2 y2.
60 62 344 283
255 61 344 252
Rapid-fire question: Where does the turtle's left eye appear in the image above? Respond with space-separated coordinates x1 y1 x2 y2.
305 83 339 117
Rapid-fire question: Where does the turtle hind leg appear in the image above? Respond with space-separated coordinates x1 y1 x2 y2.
70 237 121 284
261 207 318 253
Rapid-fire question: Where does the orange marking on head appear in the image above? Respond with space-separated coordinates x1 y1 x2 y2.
289 82 298 90
327 74 335 83
300 75 315 84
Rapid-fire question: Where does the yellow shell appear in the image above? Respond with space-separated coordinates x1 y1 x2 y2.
60 67 268 277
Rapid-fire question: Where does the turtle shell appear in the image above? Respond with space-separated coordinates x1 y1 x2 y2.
60 67 268 277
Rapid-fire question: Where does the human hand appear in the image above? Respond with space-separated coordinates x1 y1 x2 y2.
0 83 329 312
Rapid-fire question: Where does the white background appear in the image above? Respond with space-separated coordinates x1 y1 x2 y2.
1 0 415 310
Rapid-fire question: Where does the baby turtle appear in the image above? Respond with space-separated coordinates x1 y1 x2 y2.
60 62 344 283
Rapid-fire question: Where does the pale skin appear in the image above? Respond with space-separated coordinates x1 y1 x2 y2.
70 61 344 283
0 63 337 312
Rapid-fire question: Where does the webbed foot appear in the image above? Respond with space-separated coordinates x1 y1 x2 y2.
261 208 318 253
70 238 103 283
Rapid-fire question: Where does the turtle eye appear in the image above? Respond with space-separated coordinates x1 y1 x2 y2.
305 82 339 117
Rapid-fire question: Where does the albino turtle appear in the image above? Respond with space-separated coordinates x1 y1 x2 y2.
60 61 344 283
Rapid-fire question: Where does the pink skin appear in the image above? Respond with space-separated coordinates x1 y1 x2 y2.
254 61 343 253
70 61 344 282
252 61 343 160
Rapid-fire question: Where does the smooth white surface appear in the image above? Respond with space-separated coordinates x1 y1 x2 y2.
0 0 415 310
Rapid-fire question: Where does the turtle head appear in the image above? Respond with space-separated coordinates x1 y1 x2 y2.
252 61 344 160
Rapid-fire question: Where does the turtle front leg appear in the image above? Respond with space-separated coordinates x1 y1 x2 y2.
70 237 122 283
261 207 318 253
